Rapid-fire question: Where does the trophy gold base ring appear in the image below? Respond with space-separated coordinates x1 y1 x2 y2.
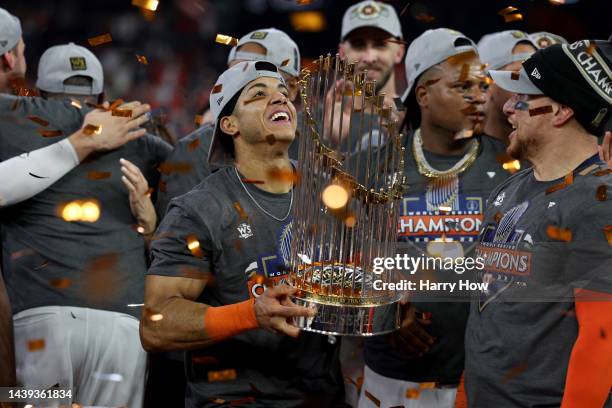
291 295 401 336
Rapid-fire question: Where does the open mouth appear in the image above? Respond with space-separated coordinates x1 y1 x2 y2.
268 110 291 125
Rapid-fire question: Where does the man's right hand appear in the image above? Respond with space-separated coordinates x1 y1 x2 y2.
390 301 435 357
68 101 151 161
254 285 316 338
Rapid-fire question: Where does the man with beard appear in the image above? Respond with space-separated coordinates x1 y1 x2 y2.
325 0 405 150
478 30 537 144
357 28 509 408
466 39 612 408
141 61 343 407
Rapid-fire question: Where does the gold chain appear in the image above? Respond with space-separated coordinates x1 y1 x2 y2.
412 129 480 178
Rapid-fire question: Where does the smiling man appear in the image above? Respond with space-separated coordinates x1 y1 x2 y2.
466 39 612 407
141 61 343 407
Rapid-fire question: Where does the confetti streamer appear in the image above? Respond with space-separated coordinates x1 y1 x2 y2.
596 185 608 201
136 54 148 65
158 162 194 174
188 138 200 152
211 84 223 94
594 169 612 176
215 34 239 47
87 171 111 180
112 109 132 117
546 172 573 194
267 168 301 184
88 33 113 47
504 13 523 23
233 202 249 219
406 388 420 399
83 124 102 135
38 129 63 138
546 225 572 242
240 178 265 184
28 339 46 351
194 115 205 127
186 235 203 258
131 0 159 11
364 390 381 407
498 6 518 15
414 13 435 23
528 105 553 116
207 369 237 382
108 99 124 111
27 116 49 127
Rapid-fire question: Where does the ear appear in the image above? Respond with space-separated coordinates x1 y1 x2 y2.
2 52 15 71
415 84 429 109
393 43 405 65
220 115 240 138
551 103 574 127
338 43 346 59
286 76 299 101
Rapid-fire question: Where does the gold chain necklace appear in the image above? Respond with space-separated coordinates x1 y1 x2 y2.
412 128 480 178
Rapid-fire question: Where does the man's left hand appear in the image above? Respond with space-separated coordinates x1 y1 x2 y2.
120 158 156 234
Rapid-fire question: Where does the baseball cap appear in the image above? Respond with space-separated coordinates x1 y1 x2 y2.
0 7 22 55
478 30 536 71
36 43 104 95
227 28 300 77
341 0 402 41
529 32 568 49
402 28 478 102
489 39 612 134
208 60 286 166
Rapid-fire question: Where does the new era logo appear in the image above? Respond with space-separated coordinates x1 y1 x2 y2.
531 68 541 80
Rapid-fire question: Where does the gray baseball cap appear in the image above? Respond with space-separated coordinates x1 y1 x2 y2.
36 42 104 95
341 0 402 41
0 7 22 55
478 30 536 71
227 28 301 77
529 32 568 49
208 60 286 166
402 28 478 102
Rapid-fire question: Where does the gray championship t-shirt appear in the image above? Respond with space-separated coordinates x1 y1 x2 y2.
361 132 510 384
148 166 342 407
465 154 612 407
0 94 171 318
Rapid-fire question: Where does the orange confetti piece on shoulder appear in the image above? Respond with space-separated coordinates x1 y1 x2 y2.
158 162 194 174
87 171 112 180
233 202 249 219
88 33 113 47
28 116 49 127
364 390 381 407
38 129 63 138
546 172 573 194
187 137 201 152
28 338 46 351
596 185 608 201
49 278 71 289
215 34 239 47
406 388 421 399
207 369 237 382
547 225 572 242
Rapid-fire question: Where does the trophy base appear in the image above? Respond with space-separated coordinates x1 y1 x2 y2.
291 295 401 336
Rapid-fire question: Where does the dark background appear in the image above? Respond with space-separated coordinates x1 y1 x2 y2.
4 0 611 137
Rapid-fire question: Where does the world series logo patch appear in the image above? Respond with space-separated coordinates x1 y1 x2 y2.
70 57 87 71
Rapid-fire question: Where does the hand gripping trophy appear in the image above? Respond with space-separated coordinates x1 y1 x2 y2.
288 54 407 336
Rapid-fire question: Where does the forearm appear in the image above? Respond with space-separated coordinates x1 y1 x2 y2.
0 275 16 386
0 138 79 207
140 296 258 352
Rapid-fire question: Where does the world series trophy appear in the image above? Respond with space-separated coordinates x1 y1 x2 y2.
288 54 407 336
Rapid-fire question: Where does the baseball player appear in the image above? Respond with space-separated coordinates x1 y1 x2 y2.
465 39 612 407
357 28 510 408
478 30 537 143
155 27 301 216
142 61 344 407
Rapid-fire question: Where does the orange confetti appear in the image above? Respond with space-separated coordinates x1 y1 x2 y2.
546 172 573 194
112 109 132 117
215 34 239 47
596 185 608 201
186 235 204 258
49 278 71 289
364 390 380 407
415 13 435 23
546 225 572 242
504 13 523 23
267 168 301 184
71 99 82 109
280 59 290 67
603 226 612 245
585 42 597 56
420 382 436 389
406 388 421 399
458 64 470 82
83 124 102 135
188 138 200 152
207 369 237 382
87 171 112 180
594 169 612 177
296 0 313 4
132 0 159 11
37 129 63 138
510 71 520 80
502 362 529 383
233 202 249 219
495 212 503 223
88 33 113 47
136 54 148 65
27 338 45 351
194 114 205 127
108 99 124 111
27 116 49 127
211 84 223 94
192 355 219 365
158 162 194 174
498 6 518 15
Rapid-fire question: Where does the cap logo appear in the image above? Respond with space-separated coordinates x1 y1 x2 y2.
511 31 525 39
70 57 87 71
250 31 268 40
531 67 541 80
217 95 224 106
564 40 612 104
355 2 386 20
537 37 552 48
0 40 7 48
